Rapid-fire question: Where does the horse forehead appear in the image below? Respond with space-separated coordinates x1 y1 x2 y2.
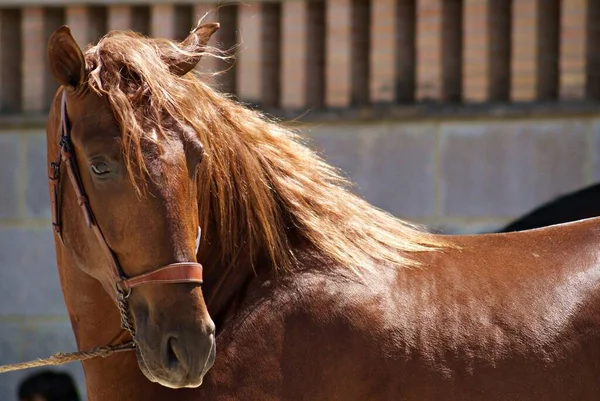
74 111 118 134
143 137 188 177
65 88 191 167
67 92 119 137
67 88 111 117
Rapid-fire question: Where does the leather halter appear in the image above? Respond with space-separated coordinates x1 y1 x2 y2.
48 90 204 338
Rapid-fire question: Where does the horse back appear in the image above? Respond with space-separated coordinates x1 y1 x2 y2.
385 217 600 399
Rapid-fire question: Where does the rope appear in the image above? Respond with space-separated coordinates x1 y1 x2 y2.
0 341 136 374
0 292 137 374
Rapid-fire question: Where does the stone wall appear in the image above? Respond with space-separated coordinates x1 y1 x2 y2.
0 112 598 399
306 114 597 233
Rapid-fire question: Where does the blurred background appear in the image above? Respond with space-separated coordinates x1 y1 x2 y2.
0 0 598 399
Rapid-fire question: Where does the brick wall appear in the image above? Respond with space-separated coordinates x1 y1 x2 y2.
1 0 598 113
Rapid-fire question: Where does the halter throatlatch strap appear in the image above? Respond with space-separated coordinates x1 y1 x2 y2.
51 89 204 339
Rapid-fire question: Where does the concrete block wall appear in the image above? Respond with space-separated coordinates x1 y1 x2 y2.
0 113 598 398
0 129 86 401
303 115 597 234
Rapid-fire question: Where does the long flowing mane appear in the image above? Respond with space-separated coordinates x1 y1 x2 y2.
82 30 449 273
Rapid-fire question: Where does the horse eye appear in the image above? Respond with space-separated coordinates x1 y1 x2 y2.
91 162 111 176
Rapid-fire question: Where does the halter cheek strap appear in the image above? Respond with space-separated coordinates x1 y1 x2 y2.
49 90 204 339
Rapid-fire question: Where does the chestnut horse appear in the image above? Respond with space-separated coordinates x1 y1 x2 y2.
46 22 600 401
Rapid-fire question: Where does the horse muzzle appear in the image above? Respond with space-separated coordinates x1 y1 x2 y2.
136 317 216 389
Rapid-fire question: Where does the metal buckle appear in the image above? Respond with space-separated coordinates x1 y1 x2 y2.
49 161 60 180
59 136 74 159
59 135 71 152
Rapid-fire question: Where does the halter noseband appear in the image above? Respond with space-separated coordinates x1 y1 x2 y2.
48 90 204 339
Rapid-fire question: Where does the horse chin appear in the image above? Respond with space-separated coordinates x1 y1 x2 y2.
136 347 160 384
152 376 205 389
160 377 205 389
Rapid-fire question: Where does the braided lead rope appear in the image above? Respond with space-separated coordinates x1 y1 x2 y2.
0 341 136 374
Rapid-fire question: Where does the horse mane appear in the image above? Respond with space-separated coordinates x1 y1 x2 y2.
82 30 449 273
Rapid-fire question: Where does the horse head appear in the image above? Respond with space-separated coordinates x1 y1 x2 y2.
46 21 219 389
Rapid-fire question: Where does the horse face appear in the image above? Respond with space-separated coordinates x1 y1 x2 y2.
47 26 218 388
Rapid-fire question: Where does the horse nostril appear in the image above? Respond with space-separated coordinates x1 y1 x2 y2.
163 335 186 371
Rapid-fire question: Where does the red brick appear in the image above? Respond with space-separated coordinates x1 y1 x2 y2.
232 3 281 107
237 3 262 103
235 2 281 107
150 4 192 40
370 0 396 102
559 0 588 100
325 0 352 107
416 0 461 101
107 5 131 31
511 0 559 101
22 7 64 112
21 7 44 113
281 1 308 108
463 0 510 102
351 0 370 105
108 5 149 35
66 6 107 47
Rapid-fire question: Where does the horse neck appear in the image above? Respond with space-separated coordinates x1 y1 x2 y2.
198 238 265 326
199 227 313 328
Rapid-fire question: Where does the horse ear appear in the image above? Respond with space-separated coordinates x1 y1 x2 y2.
168 21 220 76
47 26 85 90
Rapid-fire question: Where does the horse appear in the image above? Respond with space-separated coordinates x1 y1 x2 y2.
498 183 600 232
45 21 600 401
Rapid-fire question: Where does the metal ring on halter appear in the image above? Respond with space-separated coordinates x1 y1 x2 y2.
116 283 132 299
